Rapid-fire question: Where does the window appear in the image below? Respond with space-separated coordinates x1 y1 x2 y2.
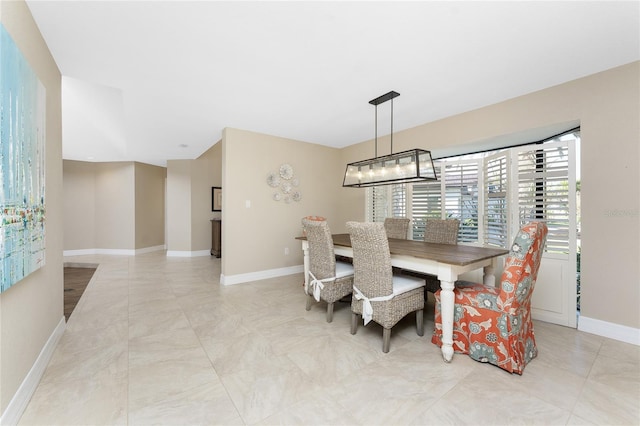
391 184 406 218
365 184 406 223
484 152 509 247
410 161 481 242
411 165 441 240
366 186 387 223
444 161 479 242
365 131 580 327
515 140 573 254
367 131 579 252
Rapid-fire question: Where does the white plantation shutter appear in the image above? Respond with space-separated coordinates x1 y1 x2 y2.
444 161 479 243
410 165 442 240
391 184 406 218
364 135 576 255
366 186 387 223
366 184 406 223
514 137 577 327
516 140 573 254
484 152 509 247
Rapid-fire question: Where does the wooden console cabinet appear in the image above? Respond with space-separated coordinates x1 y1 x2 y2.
211 219 221 258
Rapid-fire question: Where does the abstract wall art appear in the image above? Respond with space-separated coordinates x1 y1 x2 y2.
0 24 46 293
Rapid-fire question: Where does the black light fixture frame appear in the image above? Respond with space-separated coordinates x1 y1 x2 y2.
342 90 438 188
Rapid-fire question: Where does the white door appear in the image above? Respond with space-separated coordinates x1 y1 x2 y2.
511 138 578 327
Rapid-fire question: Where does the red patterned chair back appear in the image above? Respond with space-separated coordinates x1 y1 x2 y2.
498 222 548 312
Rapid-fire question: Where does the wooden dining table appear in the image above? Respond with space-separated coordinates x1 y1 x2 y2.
298 233 509 362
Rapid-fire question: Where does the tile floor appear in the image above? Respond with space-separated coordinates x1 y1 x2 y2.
18 252 640 425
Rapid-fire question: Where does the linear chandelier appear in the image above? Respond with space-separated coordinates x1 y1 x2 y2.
342 91 438 188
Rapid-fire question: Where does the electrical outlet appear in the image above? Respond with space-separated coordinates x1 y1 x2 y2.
284 247 290 255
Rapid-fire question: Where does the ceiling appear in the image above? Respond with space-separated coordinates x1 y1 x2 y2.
25 1 640 167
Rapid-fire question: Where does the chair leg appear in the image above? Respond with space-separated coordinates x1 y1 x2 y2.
382 328 391 353
351 313 359 335
326 302 334 323
416 309 424 336
305 294 314 311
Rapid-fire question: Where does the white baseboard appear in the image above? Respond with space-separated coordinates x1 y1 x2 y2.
95 248 136 255
63 248 97 256
64 245 166 257
1 317 66 426
221 265 304 286
166 250 211 258
579 316 640 346
135 245 166 255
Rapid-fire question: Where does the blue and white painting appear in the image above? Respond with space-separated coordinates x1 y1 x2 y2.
0 24 46 293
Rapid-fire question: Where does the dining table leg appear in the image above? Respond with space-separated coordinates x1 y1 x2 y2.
483 258 500 286
439 279 455 362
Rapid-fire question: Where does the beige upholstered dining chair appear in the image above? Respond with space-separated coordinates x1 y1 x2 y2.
423 218 460 294
424 218 460 245
384 217 411 239
301 218 354 322
346 221 425 353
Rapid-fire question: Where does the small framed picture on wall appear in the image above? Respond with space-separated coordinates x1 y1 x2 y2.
212 187 222 211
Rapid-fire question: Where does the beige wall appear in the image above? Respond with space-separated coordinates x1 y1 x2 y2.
166 160 193 251
192 142 222 251
338 62 640 329
134 162 166 249
0 0 64 415
63 160 165 251
63 160 96 250
165 142 222 253
95 162 135 250
222 128 345 276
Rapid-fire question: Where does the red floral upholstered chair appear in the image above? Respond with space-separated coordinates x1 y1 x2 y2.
431 222 548 374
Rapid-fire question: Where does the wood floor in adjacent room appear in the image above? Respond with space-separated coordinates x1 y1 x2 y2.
63 265 96 321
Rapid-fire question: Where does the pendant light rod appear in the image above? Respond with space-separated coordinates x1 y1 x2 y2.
369 91 399 158
375 101 378 158
391 97 394 155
